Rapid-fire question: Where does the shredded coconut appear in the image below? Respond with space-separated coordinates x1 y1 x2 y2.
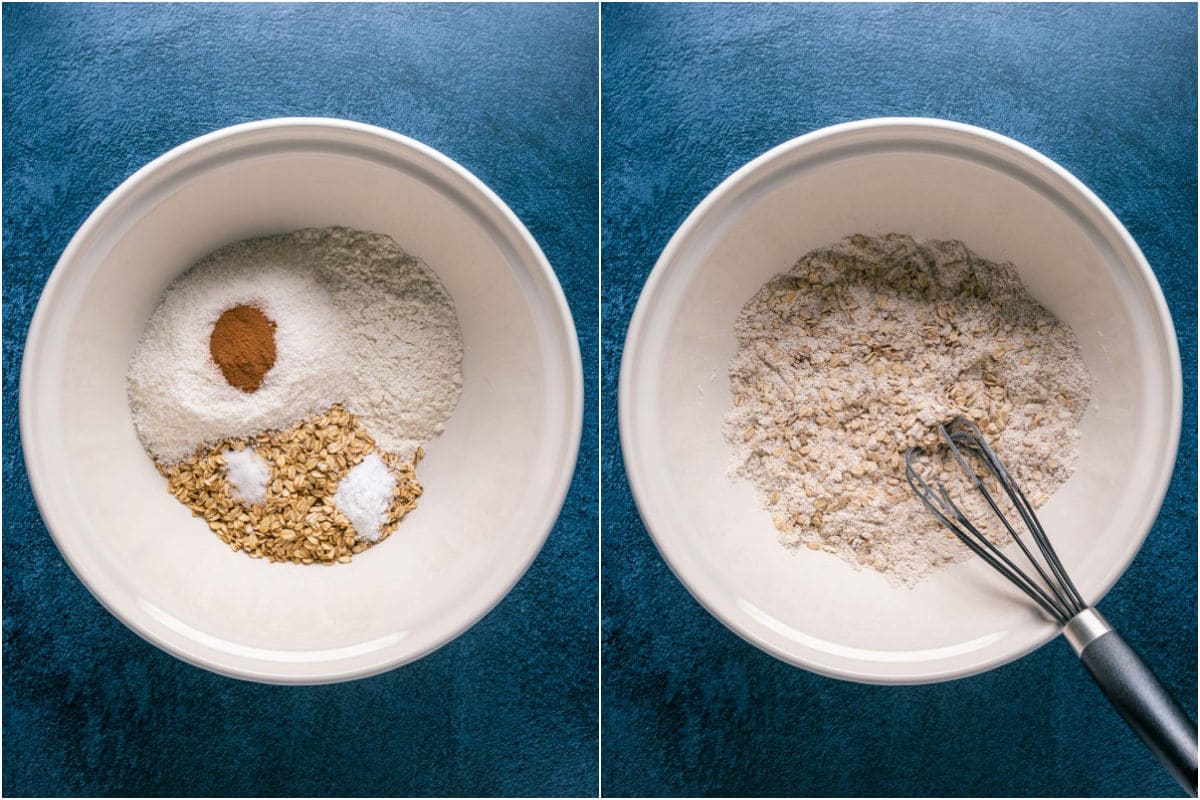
333 453 396 543
127 267 349 463
222 447 270 505
725 234 1091 584
127 227 464 465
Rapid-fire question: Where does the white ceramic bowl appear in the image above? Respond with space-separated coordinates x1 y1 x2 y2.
21 118 582 683
620 118 1181 684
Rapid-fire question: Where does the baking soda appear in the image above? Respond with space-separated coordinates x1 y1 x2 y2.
333 453 397 543
222 447 269 505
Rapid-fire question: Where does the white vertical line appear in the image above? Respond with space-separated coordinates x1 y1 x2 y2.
595 2 604 797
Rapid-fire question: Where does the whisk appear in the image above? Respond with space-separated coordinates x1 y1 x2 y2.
905 417 1197 796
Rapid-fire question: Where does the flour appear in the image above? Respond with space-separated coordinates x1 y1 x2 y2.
128 227 463 465
292 227 464 460
725 234 1091 584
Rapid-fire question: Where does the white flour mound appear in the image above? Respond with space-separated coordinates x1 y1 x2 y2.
725 234 1092 585
128 227 464 465
293 227 464 461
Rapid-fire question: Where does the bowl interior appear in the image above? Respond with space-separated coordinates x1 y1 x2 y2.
22 122 580 682
622 121 1179 683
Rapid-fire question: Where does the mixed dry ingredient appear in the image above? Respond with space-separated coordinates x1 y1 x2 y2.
128 227 463 565
725 234 1091 584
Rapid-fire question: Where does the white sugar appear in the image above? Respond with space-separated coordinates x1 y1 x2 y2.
333 453 396 543
222 447 270 505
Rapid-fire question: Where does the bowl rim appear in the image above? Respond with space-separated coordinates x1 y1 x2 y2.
20 116 584 684
618 116 1183 684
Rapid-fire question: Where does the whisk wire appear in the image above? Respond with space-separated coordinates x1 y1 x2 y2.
903 449 1075 625
943 422 1085 618
943 419 1086 616
942 438 1060 599
904 417 1086 625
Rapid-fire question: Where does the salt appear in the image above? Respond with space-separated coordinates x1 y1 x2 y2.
223 447 269 505
333 453 396 543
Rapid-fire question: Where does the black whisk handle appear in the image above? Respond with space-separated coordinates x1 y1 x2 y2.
1066 610 1198 796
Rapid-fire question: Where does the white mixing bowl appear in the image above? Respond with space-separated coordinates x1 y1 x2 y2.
620 118 1181 684
21 118 583 683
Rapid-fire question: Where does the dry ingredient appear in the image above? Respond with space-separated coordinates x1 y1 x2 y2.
301 228 464 460
333 453 397 544
725 234 1091 584
209 304 277 393
128 264 350 465
161 405 421 564
128 226 462 565
128 227 463 465
222 447 269 505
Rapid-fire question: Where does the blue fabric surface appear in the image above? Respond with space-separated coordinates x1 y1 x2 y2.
3 4 597 797
601 4 1197 797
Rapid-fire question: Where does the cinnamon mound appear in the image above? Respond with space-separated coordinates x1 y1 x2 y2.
210 304 276 393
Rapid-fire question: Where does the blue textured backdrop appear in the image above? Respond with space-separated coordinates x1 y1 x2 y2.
601 4 1197 797
3 4 597 796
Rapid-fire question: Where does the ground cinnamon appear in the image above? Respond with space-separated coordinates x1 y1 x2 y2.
210 304 276 392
